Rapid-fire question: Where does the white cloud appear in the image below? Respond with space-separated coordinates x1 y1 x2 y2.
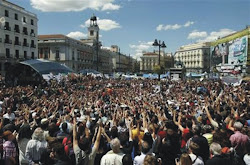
30 0 120 12
129 41 153 60
80 17 121 31
187 30 207 39
156 21 194 31
184 21 194 27
156 24 164 31
101 3 120 11
197 29 236 42
67 31 87 39
165 24 181 30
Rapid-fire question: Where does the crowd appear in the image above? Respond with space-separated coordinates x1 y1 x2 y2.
0 75 249 165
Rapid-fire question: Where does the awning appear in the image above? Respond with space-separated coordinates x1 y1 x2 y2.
20 59 74 75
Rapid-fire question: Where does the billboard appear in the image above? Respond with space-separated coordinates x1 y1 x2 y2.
211 36 248 67
228 36 248 65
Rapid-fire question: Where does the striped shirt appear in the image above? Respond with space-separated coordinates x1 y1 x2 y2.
25 139 47 164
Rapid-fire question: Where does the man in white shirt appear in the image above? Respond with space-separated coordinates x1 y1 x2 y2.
101 138 124 165
134 141 151 165
3 108 15 122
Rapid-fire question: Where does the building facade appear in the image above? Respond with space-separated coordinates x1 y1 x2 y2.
0 0 38 76
140 51 173 73
210 26 250 76
174 42 210 74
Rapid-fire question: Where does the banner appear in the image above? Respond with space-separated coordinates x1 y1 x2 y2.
211 36 248 67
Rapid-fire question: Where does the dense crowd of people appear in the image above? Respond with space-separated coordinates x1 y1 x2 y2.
0 75 249 165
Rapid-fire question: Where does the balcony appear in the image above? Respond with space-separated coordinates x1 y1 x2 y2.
14 28 20 33
4 26 11 31
23 30 28 35
4 39 12 44
23 42 29 47
30 32 35 37
31 44 36 48
14 41 21 46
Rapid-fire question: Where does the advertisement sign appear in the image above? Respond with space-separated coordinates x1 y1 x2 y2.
211 36 248 67
228 36 248 65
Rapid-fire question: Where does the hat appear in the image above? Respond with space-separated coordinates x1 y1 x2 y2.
41 118 48 124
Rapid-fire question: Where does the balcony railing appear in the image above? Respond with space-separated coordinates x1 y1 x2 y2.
23 42 29 47
15 41 21 46
4 26 11 31
4 39 12 44
30 32 35 37
31 44 36 48
14 28 20 33
23 31 28 35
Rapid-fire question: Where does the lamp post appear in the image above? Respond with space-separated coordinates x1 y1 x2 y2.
152 39 166 80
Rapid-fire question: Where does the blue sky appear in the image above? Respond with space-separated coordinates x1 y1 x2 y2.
7 0 250 59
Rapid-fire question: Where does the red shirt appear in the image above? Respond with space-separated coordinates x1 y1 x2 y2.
181 128 190 148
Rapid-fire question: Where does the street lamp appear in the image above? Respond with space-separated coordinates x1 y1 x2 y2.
152 39 166 80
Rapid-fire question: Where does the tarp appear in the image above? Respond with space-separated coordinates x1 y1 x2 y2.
20 59 74 75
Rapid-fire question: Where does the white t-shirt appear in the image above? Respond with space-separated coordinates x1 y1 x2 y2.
189 153 204 165
244 154 250 165
3 113 15 121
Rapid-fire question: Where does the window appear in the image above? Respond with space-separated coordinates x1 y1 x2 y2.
31 19 34 25
15 36 19 45
15 13 18 20
23 38 27 46
6 48 10 58
30 29 35 36
56 50 60 59
5 10 9 17
31 52 34 59
23 17 26 23
14 24 20 33
4 22 10 31
23 27 28 35
15 50 19 59
90 30 94 36
24 51 27 59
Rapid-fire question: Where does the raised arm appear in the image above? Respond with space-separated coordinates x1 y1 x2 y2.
93 125 102 150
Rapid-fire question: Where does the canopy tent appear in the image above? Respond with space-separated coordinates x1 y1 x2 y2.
5 59 74 86
20 59 74 75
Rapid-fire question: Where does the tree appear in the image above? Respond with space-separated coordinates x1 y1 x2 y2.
153 65 165 80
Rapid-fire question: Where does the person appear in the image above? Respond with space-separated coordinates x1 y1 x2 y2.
229 122 249 165
243 142 250 165
2 130 17 165
229 122 249 156
56 122 69 142
17 124 32 165
189 125 209 162
133 141 151 165
188 141 204 165
100 138 124 165
206 142 231 165
143 154 159 165
25 127 48 165
73 118 102 165
122 154 133 165
176 153 192 165
50 142 70 165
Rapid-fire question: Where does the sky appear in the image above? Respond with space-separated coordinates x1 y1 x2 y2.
6 0 250 60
